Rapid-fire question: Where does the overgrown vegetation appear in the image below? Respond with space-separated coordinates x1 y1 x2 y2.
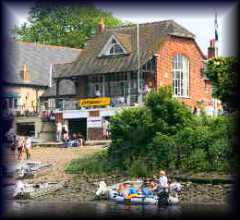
204 57 239 112
66 86 235 176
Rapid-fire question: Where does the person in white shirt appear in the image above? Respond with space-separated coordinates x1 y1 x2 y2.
95 88 101 98
56 122 62 142
158 170 169 193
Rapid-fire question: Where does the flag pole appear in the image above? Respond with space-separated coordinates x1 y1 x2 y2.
214 11 218 57
137 23 142 104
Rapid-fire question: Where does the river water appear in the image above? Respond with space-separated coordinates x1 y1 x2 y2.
3 200 232 219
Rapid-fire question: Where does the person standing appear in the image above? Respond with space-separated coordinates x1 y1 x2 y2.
17 136 25 160
158 170 169 192
102 120 108 140
62 124 69 147
56 122 62 142
25 136 32 160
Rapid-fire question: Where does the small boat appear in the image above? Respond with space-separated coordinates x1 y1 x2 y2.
96 180 182 206
5 180 65 199
13 161 53 179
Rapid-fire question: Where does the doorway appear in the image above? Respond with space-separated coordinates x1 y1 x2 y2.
68 118 87 140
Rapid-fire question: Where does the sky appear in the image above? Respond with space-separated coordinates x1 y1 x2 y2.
3 1 238 56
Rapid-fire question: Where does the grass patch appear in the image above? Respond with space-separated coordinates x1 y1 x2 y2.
65 150 112 175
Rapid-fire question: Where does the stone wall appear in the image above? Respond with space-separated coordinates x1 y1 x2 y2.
88 128 104 140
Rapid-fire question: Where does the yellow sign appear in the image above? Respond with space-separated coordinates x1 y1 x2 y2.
80 97 111 107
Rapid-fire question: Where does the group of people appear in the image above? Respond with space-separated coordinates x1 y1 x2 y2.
56 122 85 147
116 170 169 199
5 129 32 160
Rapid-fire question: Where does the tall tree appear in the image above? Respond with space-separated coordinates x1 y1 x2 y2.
204 57 239 112
12 2 126 48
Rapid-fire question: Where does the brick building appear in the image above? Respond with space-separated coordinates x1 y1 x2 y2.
49 19 213 140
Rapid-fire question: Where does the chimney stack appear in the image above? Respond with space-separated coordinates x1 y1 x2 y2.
22 64 30 81
98 17 106 33
208 39 218 59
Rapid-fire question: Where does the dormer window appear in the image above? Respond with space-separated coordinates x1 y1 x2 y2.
98 35 127 57
109 43 124 55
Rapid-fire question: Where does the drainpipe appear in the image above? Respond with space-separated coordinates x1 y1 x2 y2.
49 64 53 88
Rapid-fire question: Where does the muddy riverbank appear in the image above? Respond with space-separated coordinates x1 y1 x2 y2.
7 147 235 205
29 171 234 205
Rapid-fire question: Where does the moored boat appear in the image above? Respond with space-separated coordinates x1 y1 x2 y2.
96 180 182 206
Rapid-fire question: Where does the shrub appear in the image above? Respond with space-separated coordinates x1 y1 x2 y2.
188 148 209 171
109 107 154 169
128 157 150 178
147 133 176 171
144 86 193 135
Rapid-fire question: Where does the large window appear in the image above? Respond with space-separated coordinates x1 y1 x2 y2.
173 54 189 97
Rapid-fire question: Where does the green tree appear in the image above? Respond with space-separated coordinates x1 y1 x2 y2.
144 86 193 135
108 86 193 173
12 2 126 48
204 57 239 111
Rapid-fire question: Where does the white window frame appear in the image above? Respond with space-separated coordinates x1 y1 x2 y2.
173 54 190 98
98 35 127 57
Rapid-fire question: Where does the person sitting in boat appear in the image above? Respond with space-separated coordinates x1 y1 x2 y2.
141 180 153 197
149 180 158 193
117 182 130 199
127 183 142 199
158 170 169 193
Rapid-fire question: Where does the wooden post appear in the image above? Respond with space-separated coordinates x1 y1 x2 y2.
56 79 60 109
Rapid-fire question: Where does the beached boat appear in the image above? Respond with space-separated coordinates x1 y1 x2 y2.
4 180 65 199
96 180 182 206
12 161 53 179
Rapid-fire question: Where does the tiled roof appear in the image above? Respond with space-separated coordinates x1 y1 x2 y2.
5 41 81 86
114 33 132 53
55 20 196 78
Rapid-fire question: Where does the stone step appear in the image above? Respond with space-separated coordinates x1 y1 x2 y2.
85 140 111 146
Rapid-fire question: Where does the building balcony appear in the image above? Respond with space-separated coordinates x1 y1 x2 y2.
42 95 139 112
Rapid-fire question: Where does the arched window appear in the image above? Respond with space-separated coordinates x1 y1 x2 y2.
173 54 189 97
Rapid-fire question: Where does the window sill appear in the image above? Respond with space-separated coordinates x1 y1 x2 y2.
173 95 191 99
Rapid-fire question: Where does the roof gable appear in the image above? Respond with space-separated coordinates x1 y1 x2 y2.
55 20 196 78
98 34 128 57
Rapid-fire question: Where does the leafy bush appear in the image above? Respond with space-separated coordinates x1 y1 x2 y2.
128 157 150 178
109 107 154 170
188 149 208 171
144 86 193 135
108 86 234 174
147 133 176 171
